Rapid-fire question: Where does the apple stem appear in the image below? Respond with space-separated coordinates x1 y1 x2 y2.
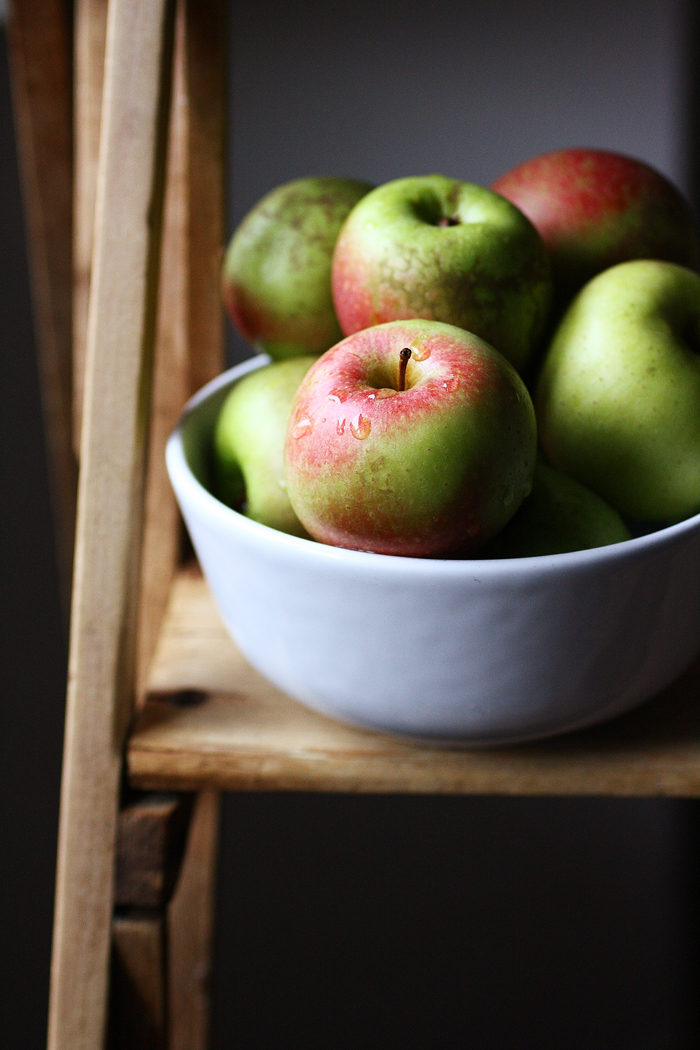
398 348 412 391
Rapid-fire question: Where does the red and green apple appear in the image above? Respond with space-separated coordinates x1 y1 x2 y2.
492 148 699 306
331 175 552 375
284 319 537 557
221 176 372 360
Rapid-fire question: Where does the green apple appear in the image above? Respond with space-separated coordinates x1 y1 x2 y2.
221 177 373 360
214 356 318 535
536 259 700 522
479 460 630 558
284 319 537 558
331 175 552 374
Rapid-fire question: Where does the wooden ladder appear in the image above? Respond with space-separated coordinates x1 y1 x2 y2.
8 0 700 1047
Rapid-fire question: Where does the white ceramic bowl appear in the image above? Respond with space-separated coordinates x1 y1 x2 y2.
166 356 700 745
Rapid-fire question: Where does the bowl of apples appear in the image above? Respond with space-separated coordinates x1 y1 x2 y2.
167 156 700 745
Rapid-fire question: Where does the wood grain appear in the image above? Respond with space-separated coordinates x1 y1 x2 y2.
48 1 176 1047
6 0 77 627
134 5 226 1048
111 912 167 1050
149 8 226 1049
183 0 227 400
72 0 108 455
136 0 190 702
136 0 226 701
167 791 220 1050
128 567 700 797
114 794 193 910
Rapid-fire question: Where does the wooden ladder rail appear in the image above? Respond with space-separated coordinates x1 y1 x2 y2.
8 0 225 1045
144 4 225 1046
48 0 177 1042
44 0 225 1044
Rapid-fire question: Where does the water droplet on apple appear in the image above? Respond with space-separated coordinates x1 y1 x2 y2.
443 376 460 393
374 388 398 400
350 414 371 440
411 344 431 362
328 388 347 403
336 418 346 436
292 418 312 439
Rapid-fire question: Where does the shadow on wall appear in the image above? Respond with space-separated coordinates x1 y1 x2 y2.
0 28 66 1050
214 792 698 1050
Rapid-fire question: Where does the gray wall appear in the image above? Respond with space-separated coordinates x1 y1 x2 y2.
226 0 696 360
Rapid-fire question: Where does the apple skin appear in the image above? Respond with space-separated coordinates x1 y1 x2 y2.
492 148 699 306
479 460 630 559
536 259 700 523
221 176 373 361
213 356 318 535
331 175 552 375
284 319 537 557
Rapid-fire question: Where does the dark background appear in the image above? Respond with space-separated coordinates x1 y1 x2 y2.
2 0 700 1047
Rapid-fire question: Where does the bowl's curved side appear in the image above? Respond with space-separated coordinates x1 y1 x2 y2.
166 359 700 744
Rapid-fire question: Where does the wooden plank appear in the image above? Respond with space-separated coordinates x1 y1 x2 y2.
73 0 108 455
136 0 226 702
110 912 167 1050
113 790 219 1050
6 0 78 628
48 1 177 1048
72 0 192 702
136 0 190 703
134 6 226 1047
127 566 700 797
167 791 220 1050
183 0 226 400
137 9 227 1046
114 794 193 910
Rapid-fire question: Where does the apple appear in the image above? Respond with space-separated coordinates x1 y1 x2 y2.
331 175 552 375
479 459 630 559
492 148 699 306
213 355 318 535
221 176 373 360
536 259 700 523
284 319 537 557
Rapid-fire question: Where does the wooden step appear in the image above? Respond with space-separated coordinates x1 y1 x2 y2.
127 564 700 796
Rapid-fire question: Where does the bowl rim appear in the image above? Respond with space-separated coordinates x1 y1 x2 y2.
166 355 700 581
